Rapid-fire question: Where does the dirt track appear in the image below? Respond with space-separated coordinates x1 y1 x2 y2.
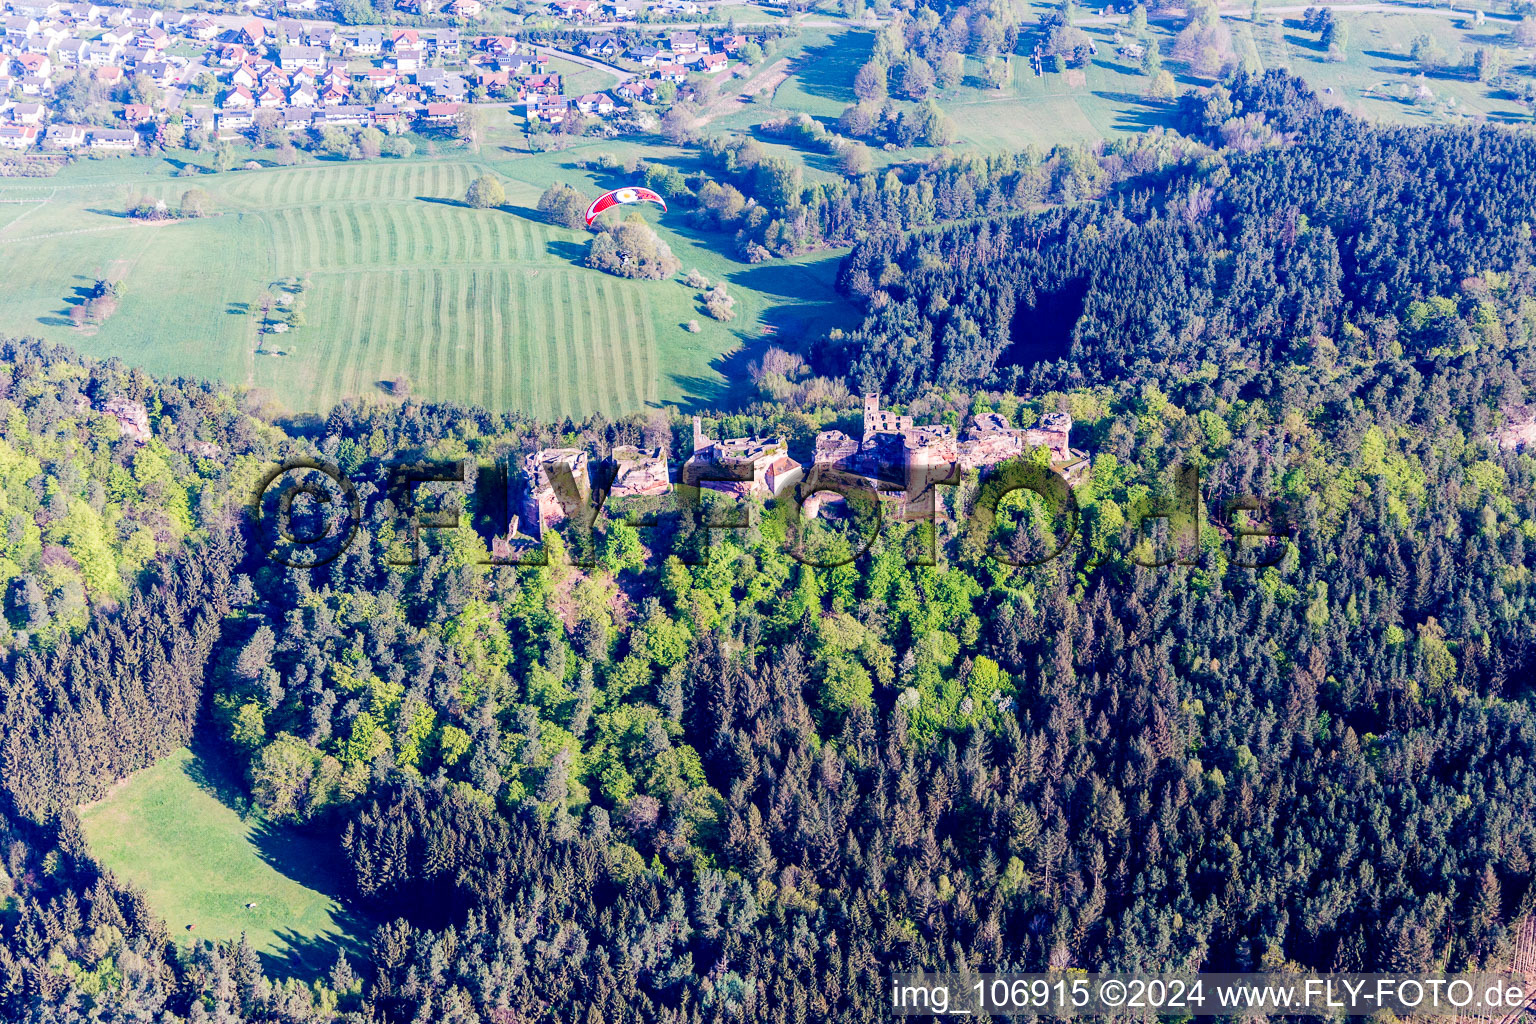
692 57 792 127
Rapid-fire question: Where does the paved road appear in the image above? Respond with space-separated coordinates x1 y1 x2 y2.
164 59 210 112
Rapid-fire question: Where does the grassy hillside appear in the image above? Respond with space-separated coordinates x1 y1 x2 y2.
0 152 856 419
79 747 362 979
747 13 1533 157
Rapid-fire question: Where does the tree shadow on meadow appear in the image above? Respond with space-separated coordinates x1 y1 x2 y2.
1090 90 1178 133
257 923 369 982
547 238 589 264
785 31 874 105
178 736 373 981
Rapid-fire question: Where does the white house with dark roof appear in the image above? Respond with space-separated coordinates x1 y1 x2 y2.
279 43 324 70
88 127 136 149
43 122 87 147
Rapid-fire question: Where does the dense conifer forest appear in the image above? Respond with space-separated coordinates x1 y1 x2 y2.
3 71 1536 1022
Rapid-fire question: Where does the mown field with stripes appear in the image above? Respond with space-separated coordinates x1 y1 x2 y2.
0 152 855 419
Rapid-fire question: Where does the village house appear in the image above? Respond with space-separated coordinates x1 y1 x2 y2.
523 71 561 95
370 102 410 129
279 44 325 71
303 24 335 49
5 0 57 18
477 34 518 58
95 23 132 45
652 62 687 83
419 100 460 123
132 61 174 87
606 0 639 16
57 37 91 65
527 92 567 122
14 51 49 77
472 66 508 90
668 30 698 54
388 45 423 72
698 51 726 73
357 66 396 89
585 32 620 56
217 107 253 132
42 122 88 147
435 74 468 100
320 104 368 125
80 40 121 65
615 79 654 103
236 19 263 46
549 0 598 18
574 91 613 115
345 29 382 55
3 14 40 38
36 20 72 48
626 43 660 65
10 101 41 123
184 106 217 132
0 123 38 149
88 127 136 150
212 42 249 66
120 101 153 124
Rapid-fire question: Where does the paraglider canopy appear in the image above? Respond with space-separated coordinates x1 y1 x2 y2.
584 186 668 226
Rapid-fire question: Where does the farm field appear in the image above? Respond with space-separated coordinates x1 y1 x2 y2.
79 747 363 979
0 151 856 419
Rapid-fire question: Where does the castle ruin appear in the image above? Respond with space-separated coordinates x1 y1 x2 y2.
683 416 803 500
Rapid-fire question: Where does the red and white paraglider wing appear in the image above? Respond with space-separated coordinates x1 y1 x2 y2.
583 185 668 226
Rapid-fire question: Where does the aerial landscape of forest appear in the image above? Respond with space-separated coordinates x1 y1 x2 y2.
3 0 1536 1017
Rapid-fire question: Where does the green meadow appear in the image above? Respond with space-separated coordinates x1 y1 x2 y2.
79 747 362 979
0 147 856 420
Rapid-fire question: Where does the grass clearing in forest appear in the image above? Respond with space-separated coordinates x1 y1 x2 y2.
79 747 364 980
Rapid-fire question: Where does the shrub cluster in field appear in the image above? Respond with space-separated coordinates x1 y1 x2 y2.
586 216 681 280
